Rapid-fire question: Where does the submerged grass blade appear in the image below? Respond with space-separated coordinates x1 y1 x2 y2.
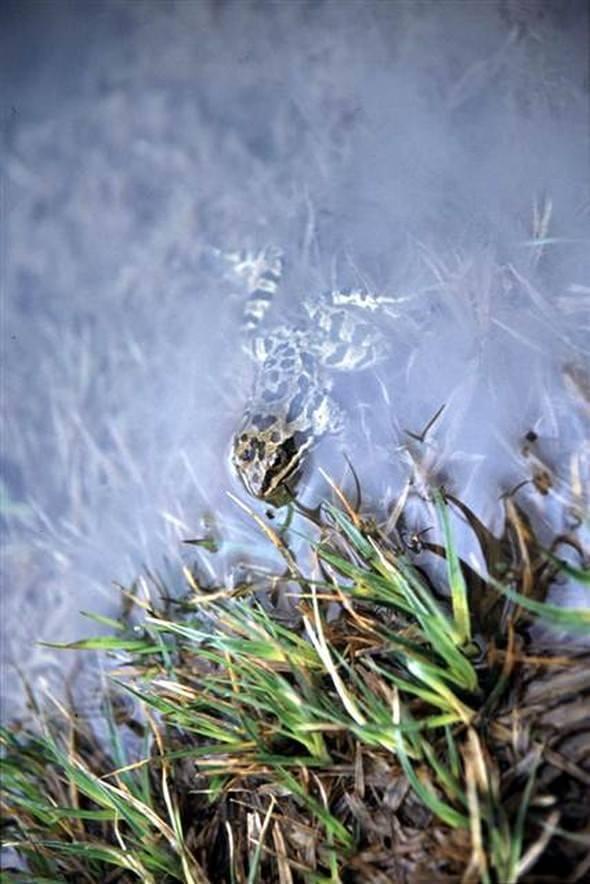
489 576 590 631
433 489 471 643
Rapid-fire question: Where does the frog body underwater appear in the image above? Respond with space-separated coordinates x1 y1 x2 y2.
226 247 398 505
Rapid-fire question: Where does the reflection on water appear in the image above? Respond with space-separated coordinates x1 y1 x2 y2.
1 0 588 720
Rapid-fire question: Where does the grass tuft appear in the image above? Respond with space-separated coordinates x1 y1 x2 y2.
2 483 589 882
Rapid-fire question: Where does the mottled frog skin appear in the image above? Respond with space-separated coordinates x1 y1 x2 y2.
232 327 342 504
226 247 396 504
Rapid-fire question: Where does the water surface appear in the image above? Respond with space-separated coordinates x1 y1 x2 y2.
1 0 588 719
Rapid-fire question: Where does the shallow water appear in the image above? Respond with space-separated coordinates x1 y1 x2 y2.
1 0 589 721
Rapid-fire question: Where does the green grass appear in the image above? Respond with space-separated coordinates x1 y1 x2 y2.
2 484 589 882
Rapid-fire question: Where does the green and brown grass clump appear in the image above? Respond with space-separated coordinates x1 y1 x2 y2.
2 483 589 883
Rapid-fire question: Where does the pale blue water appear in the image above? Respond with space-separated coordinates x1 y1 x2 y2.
1 0 589 720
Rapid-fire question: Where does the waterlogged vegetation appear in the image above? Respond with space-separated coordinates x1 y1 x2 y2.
2 481 589 883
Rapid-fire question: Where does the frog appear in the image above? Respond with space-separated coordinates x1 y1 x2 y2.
224 246 399 505
232 326 344 505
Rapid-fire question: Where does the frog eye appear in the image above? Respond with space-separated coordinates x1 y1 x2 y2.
273 436 297 470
